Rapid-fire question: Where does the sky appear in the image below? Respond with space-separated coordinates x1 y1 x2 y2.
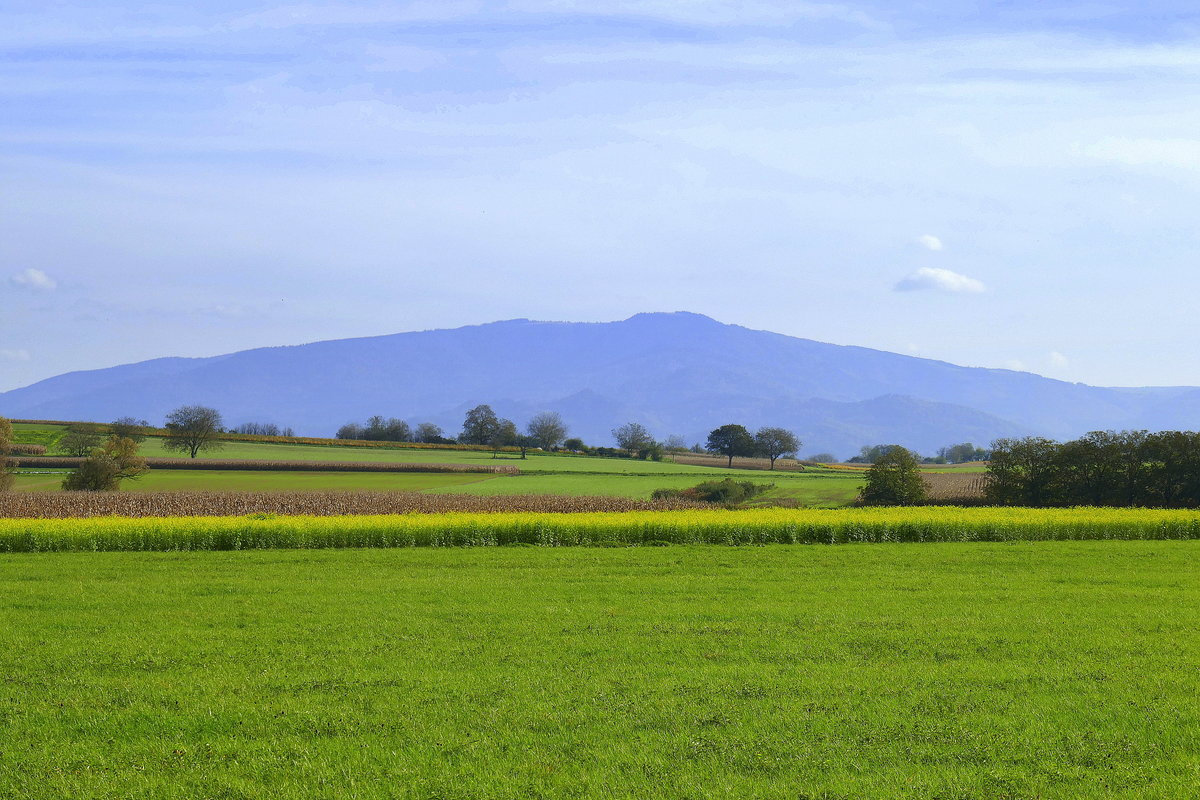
4 1 1200 392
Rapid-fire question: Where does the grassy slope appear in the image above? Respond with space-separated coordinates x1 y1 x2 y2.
0 542 1195 799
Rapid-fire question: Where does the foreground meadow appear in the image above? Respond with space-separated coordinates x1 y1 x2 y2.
0 542 1196 799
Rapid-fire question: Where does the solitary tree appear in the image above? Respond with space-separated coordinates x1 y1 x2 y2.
460 405 502 445
110 417 149 443
663 435 689 454
706 424 756 467
612 422 653 456
162 405 225 459
858 446 928 505
0 417 14 491
526 411 568 451
754 427 800 470
62 436 148 491
59 424 104 457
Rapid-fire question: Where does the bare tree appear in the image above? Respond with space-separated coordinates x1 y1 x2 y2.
110 417 149 443
526 411 567 451
162 405 225 459
413 422 445 443
612 422 653 456
59 424 104 457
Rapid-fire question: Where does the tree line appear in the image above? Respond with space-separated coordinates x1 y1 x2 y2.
986 431 1200 508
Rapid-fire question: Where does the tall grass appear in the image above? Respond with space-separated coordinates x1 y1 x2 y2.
2 507 1198 552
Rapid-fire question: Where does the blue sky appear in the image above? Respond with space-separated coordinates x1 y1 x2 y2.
4 1 1200 391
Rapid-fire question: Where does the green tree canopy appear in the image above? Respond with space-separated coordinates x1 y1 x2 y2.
706 424 756 467
62 436 148 491
754 427 800 470
859 446 928 506
460 405 502 445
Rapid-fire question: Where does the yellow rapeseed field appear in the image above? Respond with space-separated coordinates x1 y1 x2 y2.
1 506 1198 552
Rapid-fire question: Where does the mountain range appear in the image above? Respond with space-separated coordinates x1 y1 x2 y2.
2 311 1197 458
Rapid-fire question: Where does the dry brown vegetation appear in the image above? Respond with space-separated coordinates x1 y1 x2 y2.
922 472 990 503
670 454 808 471
12 457 518 474
7 444 46 456
0 491 710 518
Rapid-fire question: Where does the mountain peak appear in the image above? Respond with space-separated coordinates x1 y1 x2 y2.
623 311 722 326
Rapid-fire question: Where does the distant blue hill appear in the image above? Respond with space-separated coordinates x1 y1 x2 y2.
0 312 1191 458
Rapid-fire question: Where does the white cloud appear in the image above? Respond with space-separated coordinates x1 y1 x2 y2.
0 349 31 362
916 234 943 251
894 267 985 293
10 268 57 291
1003 359 1027 372
1048 350 1069 368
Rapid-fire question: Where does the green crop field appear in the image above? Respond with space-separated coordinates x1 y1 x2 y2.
0 542 1195 798
10 470 491 493
7 422 998 504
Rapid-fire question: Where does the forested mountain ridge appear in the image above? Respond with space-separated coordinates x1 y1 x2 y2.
0 312 1188 456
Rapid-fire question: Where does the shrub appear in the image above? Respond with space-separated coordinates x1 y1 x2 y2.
61 437 148 492
858 446 928 506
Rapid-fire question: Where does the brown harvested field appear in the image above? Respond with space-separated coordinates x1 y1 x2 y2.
12 457 517 474
922 472 990 503
7 444 47 456
0 491 710 518
669 454 809 471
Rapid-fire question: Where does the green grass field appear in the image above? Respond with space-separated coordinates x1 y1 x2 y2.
10 422 1001 504
9 469 865 503
0 542 1195 798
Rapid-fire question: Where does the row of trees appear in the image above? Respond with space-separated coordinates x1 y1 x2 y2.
986 431 1200 508
336 417 449 444
459 407 569 457
233 421 295 437
849 442 989 465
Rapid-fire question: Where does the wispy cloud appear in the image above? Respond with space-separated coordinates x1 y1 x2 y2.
894 267 985 294
10 268 57 291
916 234 943 251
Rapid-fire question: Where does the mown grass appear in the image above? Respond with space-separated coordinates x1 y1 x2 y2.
0 542 1196 799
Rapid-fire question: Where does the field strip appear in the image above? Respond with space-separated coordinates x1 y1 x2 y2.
2 507 1199 552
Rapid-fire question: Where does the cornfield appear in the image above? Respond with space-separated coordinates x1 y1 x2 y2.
1 506 1197 552
7 444 46 456
921 472 990 503
0 491 708 519
12 457 517 474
